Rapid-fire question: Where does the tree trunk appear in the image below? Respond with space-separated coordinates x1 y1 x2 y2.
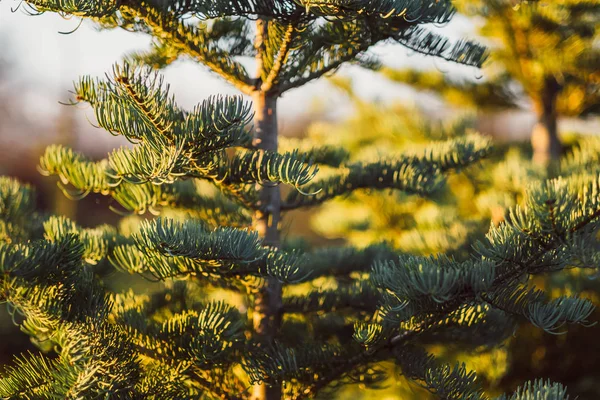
531 77 561 168
250 90 282 400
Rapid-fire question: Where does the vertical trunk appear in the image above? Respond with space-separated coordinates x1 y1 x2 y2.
250 18 282 400
531 77 561 168
250 92 282 400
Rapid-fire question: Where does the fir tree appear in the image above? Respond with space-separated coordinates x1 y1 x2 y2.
382 0 600 167
305 84 600 397
0 1 598 399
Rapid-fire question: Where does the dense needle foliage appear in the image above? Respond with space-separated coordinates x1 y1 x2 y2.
0 0 598 399
306 88 600 398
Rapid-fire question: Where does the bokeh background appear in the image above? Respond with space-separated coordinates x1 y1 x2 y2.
1 1 599 398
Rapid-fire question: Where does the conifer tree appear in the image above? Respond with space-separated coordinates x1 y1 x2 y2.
305 84 600 397
382 0 600 167
0 1 599 399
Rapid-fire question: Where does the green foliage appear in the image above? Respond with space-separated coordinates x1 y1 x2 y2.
308 99 487 256
3 89 598 398
44 64 318 190
285 133 492 209
37 63 322 219
383 1 600 117
395 345 486 400
0 177 39 242
496 379 569 400
110 217 310 283
302 92 600 398
1 1 597 399
25 0 487 95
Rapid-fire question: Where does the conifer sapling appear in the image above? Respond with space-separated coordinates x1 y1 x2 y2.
0 1 598 399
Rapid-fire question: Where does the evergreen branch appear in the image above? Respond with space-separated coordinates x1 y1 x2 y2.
0 177 38 243
39 148 252 222
43 215 117 265
74 64 252 153
0 352 63 399
279 14 489 93
0 233 139 398
298 0 455 21
482 285 596 335
405 133 493 172
392 26 488 68
0 178 36 225
296 243 396 279
0 235 85 286
495 379 569 400
134 218 264 263
393 345 486 400
147 0 302 19
55 322 140 398
112 65 175 139
284 134 490 210
144 0 457 22
262 21 297 92
74 65 179 144
157 302 246 366
223 150 318 189
113 218 309 282
128 4 255 93
372 256 496 304
128 18 255 69
279 138 351 167
39 145 111 195
283 157 443 210
528 296 595 334
111 244 266 291
106 144 192 185
244 341 357 388
276 18 376 93
278 38 371 93
51 146 316 194
474 175 600 273
24 0 118 17
366 174 600 360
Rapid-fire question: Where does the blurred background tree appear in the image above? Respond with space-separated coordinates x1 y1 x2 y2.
0 37 118 369
0 41 36 368
301 78 600 399
382 0 600 167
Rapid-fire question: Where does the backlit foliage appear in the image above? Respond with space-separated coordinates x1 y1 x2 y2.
0 0 597 398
